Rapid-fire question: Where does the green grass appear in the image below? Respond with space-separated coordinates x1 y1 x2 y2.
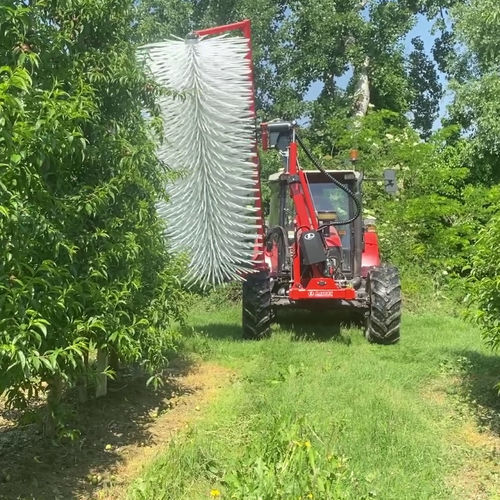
129 304 497 500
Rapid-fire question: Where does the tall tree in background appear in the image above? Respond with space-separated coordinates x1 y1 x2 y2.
448 0 500 183
135 0 443 128
408 36 442 138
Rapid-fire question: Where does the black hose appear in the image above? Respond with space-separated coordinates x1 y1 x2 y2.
265 226 289 274
296 134 361 226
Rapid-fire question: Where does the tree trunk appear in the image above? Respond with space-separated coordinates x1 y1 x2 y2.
95 348 108 398
353 55 370 121
109 347 120 374
44 375 63 437
77 350 89 403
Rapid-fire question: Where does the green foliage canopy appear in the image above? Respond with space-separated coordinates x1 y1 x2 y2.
0 1 186 409
134 0 442 129
447 0 500 352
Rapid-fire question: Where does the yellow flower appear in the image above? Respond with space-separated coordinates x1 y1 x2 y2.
304 440 311 448
210 489 221 497
307 494 313 499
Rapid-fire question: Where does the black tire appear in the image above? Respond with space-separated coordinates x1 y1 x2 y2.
242 270 272 339
366 266 401 344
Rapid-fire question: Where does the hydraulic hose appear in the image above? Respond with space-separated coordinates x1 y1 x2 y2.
295 134 361 226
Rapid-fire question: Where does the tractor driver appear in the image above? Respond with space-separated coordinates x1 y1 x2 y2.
311 185 349 220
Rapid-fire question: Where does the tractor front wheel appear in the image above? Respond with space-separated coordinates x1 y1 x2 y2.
366 266 401 344
242 270 272 340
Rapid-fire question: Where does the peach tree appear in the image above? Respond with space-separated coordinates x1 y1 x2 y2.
0 1 186 428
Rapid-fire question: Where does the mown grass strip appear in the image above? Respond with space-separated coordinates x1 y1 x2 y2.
129 306 493 500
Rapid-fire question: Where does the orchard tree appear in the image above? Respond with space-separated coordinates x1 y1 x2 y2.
0 0 186 432
134 0 193 43
449 0 500 357
471 198 500 356
448 0 500 183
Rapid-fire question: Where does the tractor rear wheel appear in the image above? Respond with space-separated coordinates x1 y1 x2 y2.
242 270 272 339
366 266 401 344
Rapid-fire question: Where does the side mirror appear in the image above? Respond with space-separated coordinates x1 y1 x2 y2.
383 169 397 195
260 120 295 152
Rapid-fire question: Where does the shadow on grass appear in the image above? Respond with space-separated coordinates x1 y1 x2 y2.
188 322 243 341
0 358 196 500
185 307 363 345
276 308 363 344
453 349 500 436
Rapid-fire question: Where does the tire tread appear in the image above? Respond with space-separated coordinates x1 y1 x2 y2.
366 265 402 345
242 270 271 339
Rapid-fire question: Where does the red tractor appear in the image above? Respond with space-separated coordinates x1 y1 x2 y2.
243 120 402 344
177 19 400 341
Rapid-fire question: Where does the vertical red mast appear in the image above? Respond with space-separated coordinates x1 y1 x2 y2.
195 20 266 269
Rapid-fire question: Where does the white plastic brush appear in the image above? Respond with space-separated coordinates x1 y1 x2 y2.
141 34 261 287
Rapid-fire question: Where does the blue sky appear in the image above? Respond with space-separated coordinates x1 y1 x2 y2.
304 14 451 129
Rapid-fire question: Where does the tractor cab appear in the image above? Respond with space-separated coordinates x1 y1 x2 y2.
267 169 364 279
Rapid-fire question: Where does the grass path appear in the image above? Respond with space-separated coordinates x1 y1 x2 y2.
129 305 500 500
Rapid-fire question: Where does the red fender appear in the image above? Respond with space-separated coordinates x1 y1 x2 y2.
361 231 381 277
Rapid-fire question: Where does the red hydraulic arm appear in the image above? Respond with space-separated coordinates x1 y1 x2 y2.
286 134 318 286
285 128 356 301
287 139 318 232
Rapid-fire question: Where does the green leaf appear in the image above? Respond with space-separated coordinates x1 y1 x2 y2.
17 350 26 371
10 153 21 164
32 321 49 338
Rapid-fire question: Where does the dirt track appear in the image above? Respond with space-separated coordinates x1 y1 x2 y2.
0 361 234 500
